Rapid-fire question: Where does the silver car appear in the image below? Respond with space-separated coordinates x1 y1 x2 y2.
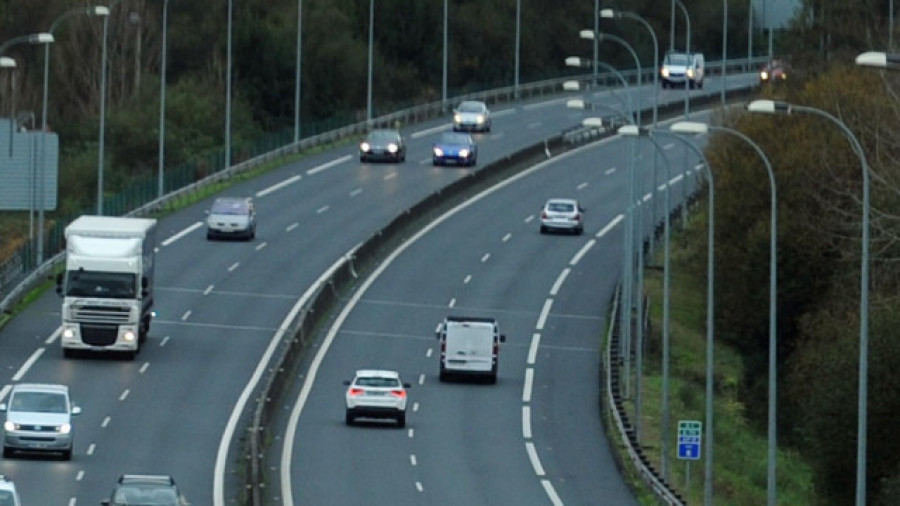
1 383 82 460
453 100 491 132
206 196 256 241
540 198 585 235
0 475 21 506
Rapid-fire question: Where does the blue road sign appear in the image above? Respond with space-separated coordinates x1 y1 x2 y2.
677 420 702 461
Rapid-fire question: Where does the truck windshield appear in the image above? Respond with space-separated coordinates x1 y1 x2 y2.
65 270 137 298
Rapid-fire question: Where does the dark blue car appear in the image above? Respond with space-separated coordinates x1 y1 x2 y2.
432 132 477 166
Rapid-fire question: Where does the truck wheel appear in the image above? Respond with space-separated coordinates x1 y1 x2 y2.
63 348 75 358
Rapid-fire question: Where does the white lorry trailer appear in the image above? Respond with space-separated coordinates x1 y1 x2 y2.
56 216 157 359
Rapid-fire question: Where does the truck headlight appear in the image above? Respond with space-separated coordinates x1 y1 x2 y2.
122 330 137 342
62 327 76 339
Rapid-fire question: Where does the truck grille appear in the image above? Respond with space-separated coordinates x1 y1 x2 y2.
72 304 131 324
81 323 118 346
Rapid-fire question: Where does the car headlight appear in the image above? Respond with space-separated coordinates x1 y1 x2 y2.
476 115 485 124
360 142 371 152
59 423 72 434
780 72 787 80
453 114 462 123
459 149 470 157
387 143 398 153
4 421 15 431
433 147 444 157
122 330 136 342
686 68 695 78
760 71 769 80
661 67 670 78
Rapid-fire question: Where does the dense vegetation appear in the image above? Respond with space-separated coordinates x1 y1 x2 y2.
2 0 899 503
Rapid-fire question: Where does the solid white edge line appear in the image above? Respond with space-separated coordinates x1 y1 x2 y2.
522 368 534 403
525 441 546 476
0 384 11 403
213 249 354 506
306 154 352 175
277 134 622 505
569 238 596 266
522 405 532 439
161 221 203 247
45 326 62 345
527 333 540 365
596 214 624 238
549 268 570 297
536 298 553 331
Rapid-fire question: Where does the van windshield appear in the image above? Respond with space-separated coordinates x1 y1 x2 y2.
666 53 690 65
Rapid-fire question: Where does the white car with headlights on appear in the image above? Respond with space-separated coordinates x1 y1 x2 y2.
1 383 82 460
344 370 410 428
453 100 491 132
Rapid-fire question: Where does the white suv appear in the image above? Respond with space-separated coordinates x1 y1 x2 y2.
344 370 410 428
1 383 82 460
540 198 585 235
0 475 20 506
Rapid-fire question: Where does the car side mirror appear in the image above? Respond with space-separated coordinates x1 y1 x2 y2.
343 380 351 386
0 403 7 412
403 383 412 389
500 334 507 343
71 405 82 416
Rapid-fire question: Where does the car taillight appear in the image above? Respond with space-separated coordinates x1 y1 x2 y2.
575 213 582 221
493 343 499 355
390 390 407 398
541 212 548 219
441 341 446 353
349 388 365 396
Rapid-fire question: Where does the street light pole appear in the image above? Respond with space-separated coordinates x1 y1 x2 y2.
225 0 233 168
514 0 520 100
367 0 374 122
294 0 302 142
721 0 728 105
747 99 870 506
442 0 448 112
158 0 169 197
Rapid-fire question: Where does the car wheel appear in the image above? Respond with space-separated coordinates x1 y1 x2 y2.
2 446 12 458
539 226 547 234
345 410 354 426
439 368 448 382
433 159 441 167
487 373 497 385
397 412 406 428
576 226 584 236
206 231 215 240
61 448 72 461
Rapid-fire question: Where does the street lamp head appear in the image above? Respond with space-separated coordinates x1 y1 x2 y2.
670 121 709 135
747 99 791 115
582 117 605 128
29 33 54 45
579 30 596 41
599 8 617 19
0 57 15 68
565 56 587 68
562 80 581 91
855 51 900 68
91 6 112 16
567 99 587 110
618 124 649 137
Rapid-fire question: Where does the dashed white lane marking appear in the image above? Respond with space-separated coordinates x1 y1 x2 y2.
350 188 363 197
463 275 472 284
68 498 76 506
522 368 534 403
536 299 553 331
448 298 456 308
527 333 541 365
181 310 192 321
480 253 490 263
577 182 588 190
411 123 451 139
228 262 240 272
426 348 433 358
570 239 596 266
415 482 424 493
12 348 43 381
643 192 652 202
384 172 397 181
160 336 171 347
418 374 425 385
410 455 417 466
45 326 61 345
306 154 351 175
524 215 535 223
522 406 533 439
316 205 329 214
139 362 149 374
255 242 267 251
550 269 570 296
119 389 130 401
87 443 96 455
161 221 203 247
101 416 111 428
605 167 616 175
256 174 302 197
502 233 512 242
76 470 84 481
525 442 546 476
0 385 10 403
663 142 675 150
541 480 564 506
287 222 299 232
413 402 419 413
204 285 214 295
408 428 414 438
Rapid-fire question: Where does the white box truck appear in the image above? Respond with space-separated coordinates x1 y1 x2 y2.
436 316 506 383
56 216 157 359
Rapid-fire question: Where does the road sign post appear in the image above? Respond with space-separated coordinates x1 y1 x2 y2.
677 419 702 460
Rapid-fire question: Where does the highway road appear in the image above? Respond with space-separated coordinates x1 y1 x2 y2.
0 74 747 505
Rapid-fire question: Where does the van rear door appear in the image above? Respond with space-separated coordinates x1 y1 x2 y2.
444 323 493 373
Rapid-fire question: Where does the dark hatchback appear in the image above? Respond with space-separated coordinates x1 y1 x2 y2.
359 129 406 163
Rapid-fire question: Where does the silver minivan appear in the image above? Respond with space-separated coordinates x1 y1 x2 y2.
1 383 82 460
436 316 506 383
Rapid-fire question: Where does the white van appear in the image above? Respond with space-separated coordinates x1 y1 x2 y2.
687 52 705 89
436 316 506 383
660 51 705 89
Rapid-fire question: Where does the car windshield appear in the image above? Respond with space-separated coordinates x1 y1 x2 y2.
65 270 136 298
457 102 484 113
368 130 397 142
666 53 690 65
10 391 67 413
548 202 575 213
0 490 16 506
356 377 401 388
440 133 470 144
114 486 178 505
210 199 249 215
